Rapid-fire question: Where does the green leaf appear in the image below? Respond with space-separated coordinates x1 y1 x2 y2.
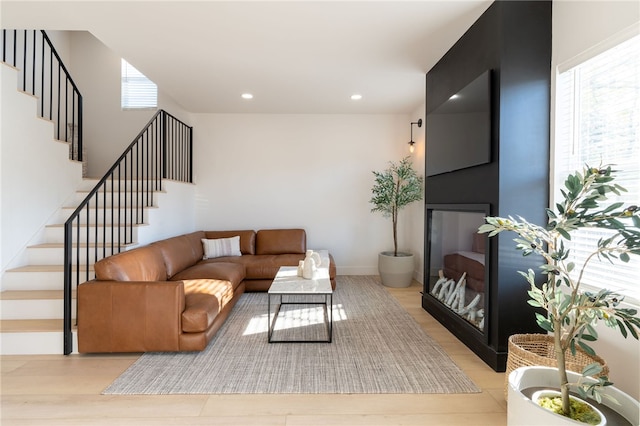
582 363 603 377
535 313 554 332
607 218 625 229
625 320 639 339
557 228 572 240
527 300 543 308
578 340 596 356
477 224 495 234
617 319 629 338
601 202 625 213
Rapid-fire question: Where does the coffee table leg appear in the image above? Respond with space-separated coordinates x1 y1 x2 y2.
322 294 333 343
268 294 283 343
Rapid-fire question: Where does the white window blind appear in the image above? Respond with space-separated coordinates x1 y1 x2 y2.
554 34 640 302
121 59 157 110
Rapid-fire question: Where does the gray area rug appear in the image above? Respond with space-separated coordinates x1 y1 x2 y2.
103 276 480 394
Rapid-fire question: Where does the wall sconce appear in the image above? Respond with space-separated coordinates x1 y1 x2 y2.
408 119 422 153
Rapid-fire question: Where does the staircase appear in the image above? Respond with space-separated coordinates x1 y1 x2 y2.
0 179 162 354
1 31 194 355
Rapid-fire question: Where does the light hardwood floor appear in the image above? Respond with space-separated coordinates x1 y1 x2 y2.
1 280 507 425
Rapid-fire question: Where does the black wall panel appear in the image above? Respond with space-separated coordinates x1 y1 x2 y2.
422 0 551 371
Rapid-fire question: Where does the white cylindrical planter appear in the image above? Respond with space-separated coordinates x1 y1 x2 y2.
508 366 639 426
378 251 414 288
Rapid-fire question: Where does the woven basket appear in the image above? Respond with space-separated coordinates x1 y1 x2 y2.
504 334 609 400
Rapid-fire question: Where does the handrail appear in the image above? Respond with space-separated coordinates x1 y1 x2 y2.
63 110 193 354
1 30 83 161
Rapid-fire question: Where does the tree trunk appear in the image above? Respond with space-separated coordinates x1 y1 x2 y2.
392 180 399 256
554 321 571 416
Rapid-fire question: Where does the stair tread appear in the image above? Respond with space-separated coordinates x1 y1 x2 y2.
0 319 68 332
6 264 93 273
0 290 76 300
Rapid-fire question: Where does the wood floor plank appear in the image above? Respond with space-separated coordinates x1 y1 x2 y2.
0 279 507 425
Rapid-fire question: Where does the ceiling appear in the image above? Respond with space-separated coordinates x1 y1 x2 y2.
1 1 493 114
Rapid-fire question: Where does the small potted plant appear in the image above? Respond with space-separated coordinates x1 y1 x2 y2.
478 164 640 425
370 156 424 287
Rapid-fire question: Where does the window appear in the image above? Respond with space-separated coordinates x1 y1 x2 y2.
121 59 157 110
554 33 639 302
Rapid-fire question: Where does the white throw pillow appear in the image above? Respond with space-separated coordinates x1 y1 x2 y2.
201 236 242 259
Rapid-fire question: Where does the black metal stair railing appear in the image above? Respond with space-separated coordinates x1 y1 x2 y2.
1 30 83 161
63 110 193 354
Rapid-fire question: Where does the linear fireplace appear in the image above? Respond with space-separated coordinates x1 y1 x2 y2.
426 204 489 334
424 204 490 340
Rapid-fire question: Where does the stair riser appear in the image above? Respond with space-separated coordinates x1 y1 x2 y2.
68 191 158 208
59 208 152 225
77 179 162 191
2 271 66 291
27 247 124 265
0 331 77 355
45 226 140 244
27 244 135 267
1 299 76 320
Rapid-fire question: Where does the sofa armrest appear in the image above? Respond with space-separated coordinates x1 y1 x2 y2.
77 280 185 353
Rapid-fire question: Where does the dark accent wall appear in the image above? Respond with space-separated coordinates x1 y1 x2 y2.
422 0 552 371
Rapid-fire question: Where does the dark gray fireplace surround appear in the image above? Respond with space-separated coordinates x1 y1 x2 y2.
422 1 552 372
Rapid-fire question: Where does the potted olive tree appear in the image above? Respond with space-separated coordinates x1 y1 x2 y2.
370 156 424 287
478 165 640 425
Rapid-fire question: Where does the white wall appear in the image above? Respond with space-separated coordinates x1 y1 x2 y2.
552 0 640 400
0 64 83 276
403 103 426 283
135 180 197 246
192 113 412 275
67 31 192 178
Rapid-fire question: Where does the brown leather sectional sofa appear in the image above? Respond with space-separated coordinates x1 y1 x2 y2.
77 228 336 353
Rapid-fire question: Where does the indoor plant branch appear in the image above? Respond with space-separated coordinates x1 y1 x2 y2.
479 164 640 421
370 156 424 257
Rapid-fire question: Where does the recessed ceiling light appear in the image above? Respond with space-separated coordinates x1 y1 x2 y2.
449 94 460 100
241 93 253 99
351 94 362 100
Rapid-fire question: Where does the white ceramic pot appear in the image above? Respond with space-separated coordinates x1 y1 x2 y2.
508 366 640 426
378 251 414 288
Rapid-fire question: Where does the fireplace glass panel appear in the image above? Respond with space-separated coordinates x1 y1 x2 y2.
427 207 488 333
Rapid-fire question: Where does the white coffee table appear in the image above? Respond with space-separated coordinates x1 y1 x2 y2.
267 257 333 343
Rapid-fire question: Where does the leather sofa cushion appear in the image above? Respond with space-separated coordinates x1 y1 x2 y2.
181 279 236 332
171 262 245 290
204 230 256 255
206 254 305 280
153 231 205 278
94 245 167 281
184 231 206 262
182 292 220 333
256 229 306 255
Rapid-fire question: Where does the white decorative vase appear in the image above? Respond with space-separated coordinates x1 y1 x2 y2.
378 251 414 288
508 366 639 426
302 252 317 279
